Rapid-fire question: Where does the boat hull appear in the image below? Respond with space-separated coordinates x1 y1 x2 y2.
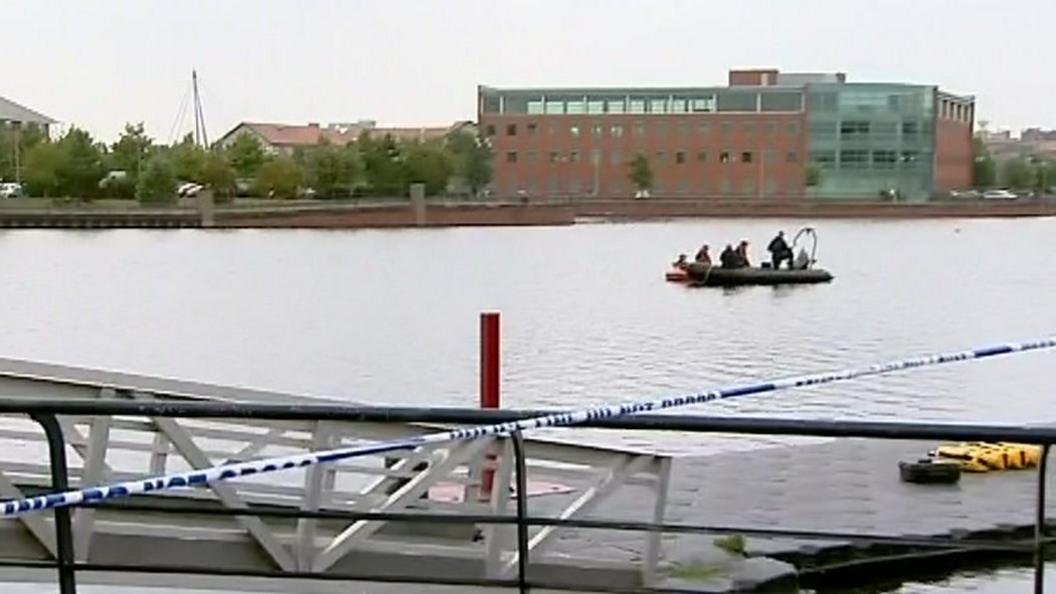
685 263 834 287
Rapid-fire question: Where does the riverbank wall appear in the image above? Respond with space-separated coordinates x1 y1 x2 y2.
0 197 1052 229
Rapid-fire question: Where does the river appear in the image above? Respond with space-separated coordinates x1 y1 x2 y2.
1 217 1054 592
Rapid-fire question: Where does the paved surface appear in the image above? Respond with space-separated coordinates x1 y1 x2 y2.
543 438 1054 591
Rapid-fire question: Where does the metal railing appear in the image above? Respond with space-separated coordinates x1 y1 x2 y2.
2 399 1055 594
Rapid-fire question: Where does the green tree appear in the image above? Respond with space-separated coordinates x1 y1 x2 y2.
445 131 493 196
199 152 237 201
359 134 405 196
109 122 153 181
1034 158 1054 192
403 142 452 195
56 127 105 198
253 156 304 199
22 142 64 197
301 142 360 198
170 134 207 181
971 138 996 188
0 123 48 182
628 153 654 193
805 163 823 189
136 156 177 204
1001 157 1035 189
226 133 266 177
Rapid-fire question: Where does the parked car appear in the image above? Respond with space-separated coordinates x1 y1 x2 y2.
633 189 651 200
177 182 204 198
0 182 23 199
948 189 981 199
982 189 1018 200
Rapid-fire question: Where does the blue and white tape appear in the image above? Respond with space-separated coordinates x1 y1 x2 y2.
3 336 1055 518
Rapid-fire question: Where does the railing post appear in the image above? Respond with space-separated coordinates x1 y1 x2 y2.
510 430 530 594
1036 443 1050 594
479 312 501 501
30 413 77 594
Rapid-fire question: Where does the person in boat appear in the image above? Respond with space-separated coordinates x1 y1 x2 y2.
767 231 793 270
694 244 711 265
672 254 689 270
719 244 737 268
735 240 751 268
794 247 811 270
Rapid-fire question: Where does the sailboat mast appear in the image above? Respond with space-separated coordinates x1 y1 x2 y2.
192 70 209 148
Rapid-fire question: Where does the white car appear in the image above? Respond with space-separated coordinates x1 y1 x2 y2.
0 182 23 199
982 189 1018 200
177 182 204 198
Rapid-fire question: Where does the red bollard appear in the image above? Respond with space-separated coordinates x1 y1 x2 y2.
479 312 500 500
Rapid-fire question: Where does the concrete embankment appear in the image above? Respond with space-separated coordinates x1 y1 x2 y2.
0 197 1052 229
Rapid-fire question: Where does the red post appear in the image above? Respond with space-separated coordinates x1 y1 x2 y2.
479 312 500 500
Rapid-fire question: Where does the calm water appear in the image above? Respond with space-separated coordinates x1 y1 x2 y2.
1 217 1054 592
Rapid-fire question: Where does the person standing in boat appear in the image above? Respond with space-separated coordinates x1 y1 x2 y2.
672 254 689 269
719 244 737 268
735 240 751 268
767 231 793 269
694 244 711 265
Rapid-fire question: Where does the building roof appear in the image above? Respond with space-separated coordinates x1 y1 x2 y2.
222 121 472 148
0 95 57 125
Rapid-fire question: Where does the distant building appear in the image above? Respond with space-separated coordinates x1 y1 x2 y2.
978 128 1056 161
479 69 975 200
217 120 475 155
0 94 57 136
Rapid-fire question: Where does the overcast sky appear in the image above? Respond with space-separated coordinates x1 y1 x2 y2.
5 0 1053 142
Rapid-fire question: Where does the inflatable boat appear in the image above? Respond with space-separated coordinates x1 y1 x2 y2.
684 263 834 287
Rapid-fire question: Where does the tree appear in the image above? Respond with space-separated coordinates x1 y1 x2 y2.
136 156 177 203
109 122 153 181
199 152 237 201
359 134 405 196
805 163 823 188
22 142 64 197
403 142 452 195
1001 157 1035 189
1034 159 1054 192
445 131 493 196
170 134 207 182
253 156 304 199
226 133 266 177
971 138 996 188
0 123 48 182
301 142 360 198
56 127 105 198
628 153 653 193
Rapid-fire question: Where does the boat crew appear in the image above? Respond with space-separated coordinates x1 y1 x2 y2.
719 244 737 268
767 231 793 269
694 244 711 265
735 240 751 268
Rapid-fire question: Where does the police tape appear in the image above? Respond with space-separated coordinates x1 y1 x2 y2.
3 335 1055 517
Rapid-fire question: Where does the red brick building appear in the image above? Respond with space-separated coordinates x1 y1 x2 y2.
479 69 974 201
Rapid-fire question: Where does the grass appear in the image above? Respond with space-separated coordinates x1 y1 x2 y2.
713 534 747 556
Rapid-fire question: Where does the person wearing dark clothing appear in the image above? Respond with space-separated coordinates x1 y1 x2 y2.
735 240 751 268
672 254 689 269
694 244 711 265
767 231 793 269
719 244 737 269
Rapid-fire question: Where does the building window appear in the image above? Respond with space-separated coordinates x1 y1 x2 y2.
719 179 732 193
840 121 870 135
526 150 538 163
548 151 560 163
691 97 715 112
527 100 544 114
839 150 868 168
607 99 626 114
570 150 581 163
786 150 799 163
786 122 799 134
566 100 585 114
485 124 496 136
633 122 646 137
592 123 603 137
743 121 756 134
548 178 559 195
670 99 687 113
764 149 777 164
611 180 622 195
766 122 777 135
548 125 557 136
699 122 711 135
765 178 778 196
506 124 517 136
678 179 690 194
629 99 646 114
720 151 731 163
675 151 686 164
587 100 605 114
570 124 581 138
568 179 581 194
545 101 564 114
873 150 897 168
810 151 836 168
720 121 733 135
506 151 517 163
677 122 689 136
741 151 753 163
900 151 920 164
902 121 919 135
741 179 756 195
699 179 709 194
611 149 623 165
611 124 624 137
696 150 708 162
527 123 537 135
655 151 666 163
591 149 602 164
649 99 667 113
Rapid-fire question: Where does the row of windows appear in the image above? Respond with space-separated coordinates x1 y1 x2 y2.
504 149 800 165
807 90 931 115
809 120 929 136
488 120 802 138
809 150 928 168
483 90 805 115
939 99 972 123
500 177 800 196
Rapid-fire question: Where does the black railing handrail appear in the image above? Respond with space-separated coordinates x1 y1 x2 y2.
1 397 1055 443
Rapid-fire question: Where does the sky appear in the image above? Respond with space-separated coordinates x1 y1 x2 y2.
4 0 1053 143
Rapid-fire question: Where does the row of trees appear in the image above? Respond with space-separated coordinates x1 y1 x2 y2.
0 123 494 203
973 138 1055 191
